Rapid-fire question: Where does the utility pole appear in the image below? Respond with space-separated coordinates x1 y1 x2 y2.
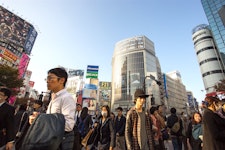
143 74 161 109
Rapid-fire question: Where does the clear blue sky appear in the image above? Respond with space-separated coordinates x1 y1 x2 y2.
1 0 208 102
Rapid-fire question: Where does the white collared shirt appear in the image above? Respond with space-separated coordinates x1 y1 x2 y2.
46 89 76 132
75 110 82 124
0 101 5 107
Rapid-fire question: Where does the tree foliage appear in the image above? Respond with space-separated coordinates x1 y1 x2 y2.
214 79 225 91
0 64 24 95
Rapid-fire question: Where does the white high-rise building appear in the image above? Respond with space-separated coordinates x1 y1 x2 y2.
111 36 163 111
192 24 225 93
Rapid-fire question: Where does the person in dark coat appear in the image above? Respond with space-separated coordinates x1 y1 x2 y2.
78 107 93 139
202 96 225 150
0 88 15 150
95 105 115 150
186 112 203 150
167 107 183 150
115 107 126 150
14 104 27 134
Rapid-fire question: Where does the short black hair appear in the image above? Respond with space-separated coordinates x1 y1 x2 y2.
76 103 82 107
48 67 68 87
170 107 176 114
116 107 123 111
34 100 43 106
150 106 157 114
0 88 11 101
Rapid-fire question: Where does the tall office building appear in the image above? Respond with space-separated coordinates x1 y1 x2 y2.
192 24 225 93
201 0 225 68
111 36 162 111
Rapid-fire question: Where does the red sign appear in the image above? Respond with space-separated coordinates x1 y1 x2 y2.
29 81 35 88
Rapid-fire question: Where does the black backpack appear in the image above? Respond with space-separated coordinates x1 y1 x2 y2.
20 113 65 150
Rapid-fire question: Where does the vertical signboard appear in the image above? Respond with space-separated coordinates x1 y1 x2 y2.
86 65 99 79
18 53 30 78
99 82 111 106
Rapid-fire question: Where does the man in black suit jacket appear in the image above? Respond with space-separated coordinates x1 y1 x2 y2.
0 88 15 150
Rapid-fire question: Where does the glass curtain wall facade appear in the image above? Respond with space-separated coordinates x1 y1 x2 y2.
201 0 225 68
111 36 160 111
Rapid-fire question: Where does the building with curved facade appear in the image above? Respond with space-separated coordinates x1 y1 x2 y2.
111 36 162 111
192 24 225 93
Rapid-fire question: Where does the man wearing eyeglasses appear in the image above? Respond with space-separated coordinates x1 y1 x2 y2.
0 88 15 150
46 67 76 150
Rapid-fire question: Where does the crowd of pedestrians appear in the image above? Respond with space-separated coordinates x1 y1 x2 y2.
0 67 225 150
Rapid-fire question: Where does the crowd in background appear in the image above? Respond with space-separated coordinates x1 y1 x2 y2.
1 67 225 150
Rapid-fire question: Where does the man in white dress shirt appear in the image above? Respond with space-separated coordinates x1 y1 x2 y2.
46 67 76 150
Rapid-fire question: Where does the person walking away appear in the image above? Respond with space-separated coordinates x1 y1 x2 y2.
78 107 93 140
95 105 115 150
202 96 225 150
125 89 155 150
0 88 15 150
45 67 76 150
186 112 203 150
115 107 126 150
167 107 183 150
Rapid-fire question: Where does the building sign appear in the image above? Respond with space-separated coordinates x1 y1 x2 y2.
82 89 97 99
99 82 111 90
18 53 30 77
29 81 35 88
99 82 111 101
86 65 99 79
24 27 38 55
2 48 18 62
0 6 37 55
66 68 84 77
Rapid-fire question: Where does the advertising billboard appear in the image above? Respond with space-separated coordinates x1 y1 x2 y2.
99 89 111 101
0 6 37 55
0 47 18 62
86 65 99 79
82 99 96 111
66 68 84 78
65 67 84 101
82 89 97 99
18 53 30 78
28 81 35 88
67 76 82 92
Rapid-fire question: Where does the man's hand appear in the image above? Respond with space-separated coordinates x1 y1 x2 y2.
29 111 39 124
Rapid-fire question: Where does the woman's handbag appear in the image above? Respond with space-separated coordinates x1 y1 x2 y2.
82 128 94 148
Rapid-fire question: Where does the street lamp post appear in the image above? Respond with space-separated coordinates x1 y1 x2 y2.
143 74 161 108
